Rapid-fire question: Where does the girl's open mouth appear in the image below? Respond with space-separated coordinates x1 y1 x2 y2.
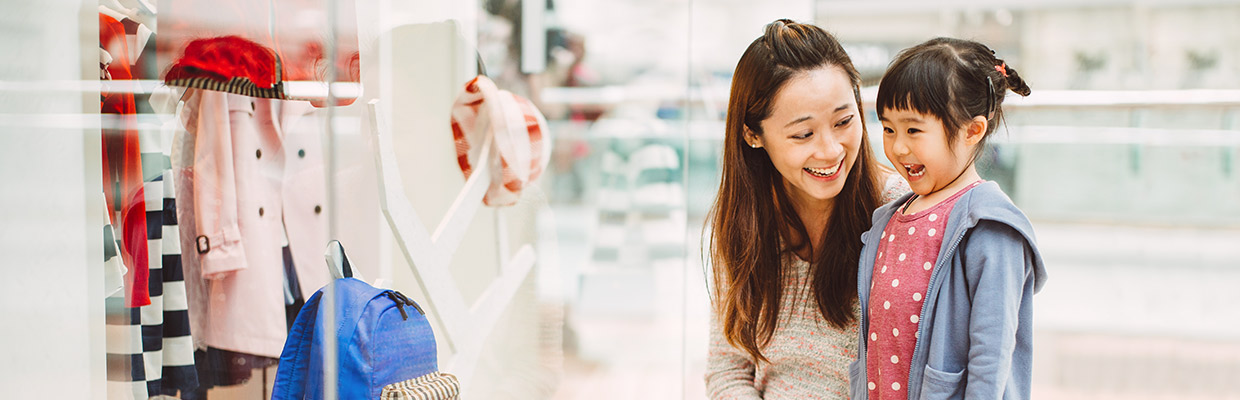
904 163 925 177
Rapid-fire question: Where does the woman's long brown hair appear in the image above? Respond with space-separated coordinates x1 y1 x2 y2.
708 19 885 363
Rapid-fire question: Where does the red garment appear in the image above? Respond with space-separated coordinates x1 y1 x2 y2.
165 35 281 87
101 13 150 307
865 181 982 398
450 76 551 206
157 0 361 105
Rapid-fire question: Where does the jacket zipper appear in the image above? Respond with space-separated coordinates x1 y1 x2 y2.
857 229 877 399
904 224 970 400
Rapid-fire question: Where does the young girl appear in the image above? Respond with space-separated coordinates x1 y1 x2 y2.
850 38 1047 400
706 20 909 399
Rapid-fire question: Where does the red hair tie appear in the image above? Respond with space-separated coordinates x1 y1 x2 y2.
995 63 1009 77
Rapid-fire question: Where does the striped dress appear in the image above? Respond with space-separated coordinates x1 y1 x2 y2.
706 174 909 399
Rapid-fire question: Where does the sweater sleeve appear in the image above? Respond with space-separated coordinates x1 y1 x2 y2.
963 220 1030 399
881 173 912 204
706 312 763 399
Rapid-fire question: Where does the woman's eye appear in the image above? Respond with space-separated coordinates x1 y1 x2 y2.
793 131 813 139
834 115 853 128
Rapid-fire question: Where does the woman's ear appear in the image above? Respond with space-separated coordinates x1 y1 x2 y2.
744 126 764 149
963 116 988 146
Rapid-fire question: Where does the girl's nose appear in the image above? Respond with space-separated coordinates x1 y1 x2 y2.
888 134 909 156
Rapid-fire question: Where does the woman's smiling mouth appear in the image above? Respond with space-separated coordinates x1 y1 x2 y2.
804 159 844 179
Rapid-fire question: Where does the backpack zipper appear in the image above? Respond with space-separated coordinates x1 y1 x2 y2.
384 290 425 321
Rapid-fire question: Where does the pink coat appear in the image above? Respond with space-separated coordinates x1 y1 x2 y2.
179 89 330 357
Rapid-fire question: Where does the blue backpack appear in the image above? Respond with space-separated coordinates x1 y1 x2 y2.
270 276 458 399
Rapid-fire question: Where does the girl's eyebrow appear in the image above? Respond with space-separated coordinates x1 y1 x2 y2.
878 115 925 124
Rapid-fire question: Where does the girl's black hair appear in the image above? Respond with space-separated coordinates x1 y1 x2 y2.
876 37 1032 161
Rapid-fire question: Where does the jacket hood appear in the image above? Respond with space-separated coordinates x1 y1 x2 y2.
867 181 1047 293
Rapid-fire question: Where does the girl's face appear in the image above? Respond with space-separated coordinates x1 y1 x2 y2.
748 66 862 209
879 109 975 196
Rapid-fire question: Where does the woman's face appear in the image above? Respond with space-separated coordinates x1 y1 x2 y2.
748 65 863 210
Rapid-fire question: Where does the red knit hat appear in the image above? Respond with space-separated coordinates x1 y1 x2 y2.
450 76 551 206
164 35 285 98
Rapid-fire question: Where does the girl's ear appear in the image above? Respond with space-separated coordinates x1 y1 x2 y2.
963 115 988 146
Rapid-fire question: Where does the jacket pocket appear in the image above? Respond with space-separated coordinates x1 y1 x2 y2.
918 364 965 400
848 359 866 399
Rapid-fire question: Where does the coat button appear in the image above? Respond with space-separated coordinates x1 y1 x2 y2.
298 149 306 158
259 207 265 216
250 102 256 111
256 149 262 159
314 205 322 214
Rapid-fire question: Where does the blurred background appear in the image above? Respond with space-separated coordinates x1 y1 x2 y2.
2 0 1239 399
525 1 1240 399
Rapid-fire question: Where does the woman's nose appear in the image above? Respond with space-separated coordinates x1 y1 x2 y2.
814 134 843 160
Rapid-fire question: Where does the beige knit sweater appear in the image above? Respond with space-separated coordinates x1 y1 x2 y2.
706 175 909 399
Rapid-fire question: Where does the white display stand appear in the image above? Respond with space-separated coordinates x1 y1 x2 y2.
366 99 536 389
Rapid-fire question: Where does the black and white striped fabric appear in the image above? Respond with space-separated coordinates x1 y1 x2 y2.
147 170 199 395
106 289 148 399
379 372 461 400
165 76 286 99
105 133 199 398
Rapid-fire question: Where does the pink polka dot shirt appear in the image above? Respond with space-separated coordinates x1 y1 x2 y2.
864 181 981 399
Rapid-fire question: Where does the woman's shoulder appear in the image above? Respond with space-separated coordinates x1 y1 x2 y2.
879 172 912 203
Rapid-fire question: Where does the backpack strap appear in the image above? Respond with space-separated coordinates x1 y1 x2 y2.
270 288 323 400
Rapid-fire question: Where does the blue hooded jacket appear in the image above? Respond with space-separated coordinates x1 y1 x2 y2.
849 181 1047 399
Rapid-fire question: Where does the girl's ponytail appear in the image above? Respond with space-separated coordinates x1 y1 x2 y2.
994 59 1032 97
878 37 1034 163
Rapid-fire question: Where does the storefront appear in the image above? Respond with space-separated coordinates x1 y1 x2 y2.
4 1 1240 399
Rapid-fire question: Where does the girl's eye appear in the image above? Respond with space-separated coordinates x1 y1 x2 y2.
882 127 894 134
793 131 813 139
834 115 853 128
907 128 922 134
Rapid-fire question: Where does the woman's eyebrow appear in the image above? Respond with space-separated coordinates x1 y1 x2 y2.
783 115 812 128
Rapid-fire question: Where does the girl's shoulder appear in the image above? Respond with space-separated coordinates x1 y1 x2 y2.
880 173 912 203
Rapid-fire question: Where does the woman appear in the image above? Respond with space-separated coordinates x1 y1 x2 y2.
706 19 908 399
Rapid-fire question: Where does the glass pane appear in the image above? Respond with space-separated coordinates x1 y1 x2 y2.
98 0 359 397
528 1 694 398
5 1 1238 399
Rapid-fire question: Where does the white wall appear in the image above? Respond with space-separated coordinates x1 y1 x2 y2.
0 0 104 398
350 2 557 398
